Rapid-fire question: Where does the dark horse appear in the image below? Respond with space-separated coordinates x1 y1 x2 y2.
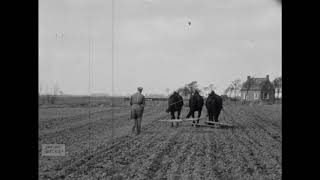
166 91 184 127
206 90 223 122
186 90 204 124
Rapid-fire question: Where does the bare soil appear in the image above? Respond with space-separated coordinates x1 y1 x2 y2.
39 100 281 180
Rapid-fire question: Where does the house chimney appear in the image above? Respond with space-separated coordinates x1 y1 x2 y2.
247 76 250 80
266 75 269 80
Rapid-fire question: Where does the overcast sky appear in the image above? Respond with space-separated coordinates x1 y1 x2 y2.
39 0 281 96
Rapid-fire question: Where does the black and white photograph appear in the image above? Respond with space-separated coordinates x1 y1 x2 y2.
39 0 282 179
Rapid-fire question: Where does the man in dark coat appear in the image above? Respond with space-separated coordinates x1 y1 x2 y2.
205 90 223 122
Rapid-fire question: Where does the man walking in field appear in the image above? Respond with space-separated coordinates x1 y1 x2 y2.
130 87 145 135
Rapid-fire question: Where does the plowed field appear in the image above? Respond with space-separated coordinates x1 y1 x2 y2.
39 100 281 180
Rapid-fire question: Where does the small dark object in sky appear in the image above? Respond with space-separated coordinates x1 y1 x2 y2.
188 21 191 26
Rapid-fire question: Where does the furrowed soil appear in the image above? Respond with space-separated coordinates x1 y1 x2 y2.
39 100 281 180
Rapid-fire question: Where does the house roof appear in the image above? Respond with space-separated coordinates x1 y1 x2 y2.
240 77 269 91
274 80 282 88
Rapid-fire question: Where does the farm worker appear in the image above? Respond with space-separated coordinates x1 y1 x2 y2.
130 87 145 135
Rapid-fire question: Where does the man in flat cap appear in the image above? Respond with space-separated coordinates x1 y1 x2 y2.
130 87 145 135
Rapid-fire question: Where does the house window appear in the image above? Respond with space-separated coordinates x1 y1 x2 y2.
254 92 259 100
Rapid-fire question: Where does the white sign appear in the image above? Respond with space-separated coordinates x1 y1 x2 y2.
42 144 65 156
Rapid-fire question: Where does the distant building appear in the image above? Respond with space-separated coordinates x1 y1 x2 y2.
240 75 275 102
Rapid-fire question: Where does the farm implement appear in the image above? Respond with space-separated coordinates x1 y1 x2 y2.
196 121 234 128
158 117 234 128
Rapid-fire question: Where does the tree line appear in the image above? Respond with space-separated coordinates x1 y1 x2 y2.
39 76 281 104
39 82 63 104
166 76 282 101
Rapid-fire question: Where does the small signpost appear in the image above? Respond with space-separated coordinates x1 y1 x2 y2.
42 144 66 156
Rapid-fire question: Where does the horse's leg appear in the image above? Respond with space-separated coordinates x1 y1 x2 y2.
186 109 192 119
197 109 202 124
214 110 221 122
209 112 214 122
170 111 175 127
192 110 195 124
174 111 177 127
177 110 181 127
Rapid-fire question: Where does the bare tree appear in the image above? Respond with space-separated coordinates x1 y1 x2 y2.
224 86 231 96
177 86 191 99
231 79 242 100
45 83 49 95
39 82 43 95
202 83 216 96
177 81 202 99
272 77 282 99
202 86 210 96
54 83 59 94
47 83 60 104
208 84 216 91
165 88 170 96
39 82 45 105
187 81 200 94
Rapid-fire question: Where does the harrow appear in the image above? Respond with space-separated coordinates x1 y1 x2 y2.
158 117 234 128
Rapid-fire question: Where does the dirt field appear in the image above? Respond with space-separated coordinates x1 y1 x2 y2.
39 99 281 180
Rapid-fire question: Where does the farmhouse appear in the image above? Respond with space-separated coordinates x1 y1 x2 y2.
240 75 275 102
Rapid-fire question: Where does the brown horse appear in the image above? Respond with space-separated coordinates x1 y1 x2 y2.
166 91 184 127
186 91 204 124
206 91 223 122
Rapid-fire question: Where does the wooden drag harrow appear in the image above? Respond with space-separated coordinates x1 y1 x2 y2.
158 117 234 128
